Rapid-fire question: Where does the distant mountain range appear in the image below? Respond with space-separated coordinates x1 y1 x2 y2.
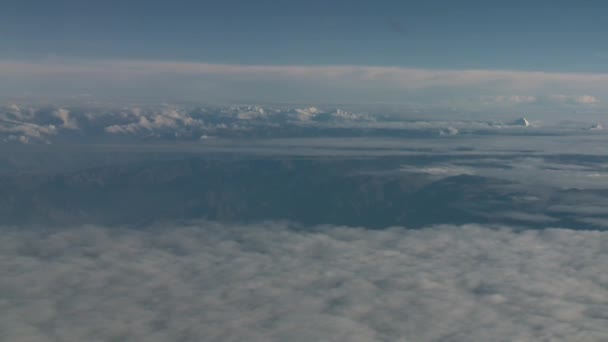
1 156 605 229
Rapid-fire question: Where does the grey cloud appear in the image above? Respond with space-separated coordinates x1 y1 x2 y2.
549 204 608 216
1 222 608 341
439 126 459 136
493 211 558 223
576 217 608 228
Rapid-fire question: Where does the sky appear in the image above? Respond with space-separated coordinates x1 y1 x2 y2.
2 0 608 105
2 0 607 71
4 3 608 340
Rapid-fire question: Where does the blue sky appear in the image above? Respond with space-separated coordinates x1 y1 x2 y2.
2 0 608 104
3 0 607 71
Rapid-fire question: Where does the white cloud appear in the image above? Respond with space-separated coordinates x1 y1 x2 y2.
486 95 537 104
295 107 322 120
2 60 608 95
53 108 79 129
104 108 203 134
0 119 57 143
1 221 607 341
483 94 600 106
400 164 473 177
575 95 600 104
2 104 35 122
547 94 600 104
7 104 22 117
439 126 459 136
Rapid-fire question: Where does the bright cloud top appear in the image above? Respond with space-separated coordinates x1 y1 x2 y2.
1 221 607 341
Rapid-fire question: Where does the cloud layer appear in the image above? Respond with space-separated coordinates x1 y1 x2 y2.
1 60 608 103
4 102 606 144
2 60 608 89
2 221 607 341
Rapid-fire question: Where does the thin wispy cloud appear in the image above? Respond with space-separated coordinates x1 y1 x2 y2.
3 60 608 89
3 60 608 105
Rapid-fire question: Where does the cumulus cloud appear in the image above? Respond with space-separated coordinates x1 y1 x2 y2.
575 95 600 104
0 120 57 143
439 126 459 136
294 107 322 121
0 105 60 143
1 221 607 341
1 102 607 145
6 104 24 119
2 104 34 122
53 108 78 129
104 108 203 134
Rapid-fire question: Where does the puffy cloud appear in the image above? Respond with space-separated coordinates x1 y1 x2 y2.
2 104 35 122
1 221 608 341
236 106 268 120
290 107 367 123
295 107 322 121
0 120 57 143
53 108 79 129
0 106 59 143
1 102 607 144
575 94 600 104
104 108 203 134
6 104 23 119
439 126 459 136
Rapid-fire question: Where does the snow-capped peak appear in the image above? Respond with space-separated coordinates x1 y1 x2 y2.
589 123 603 131
511 117 530 127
